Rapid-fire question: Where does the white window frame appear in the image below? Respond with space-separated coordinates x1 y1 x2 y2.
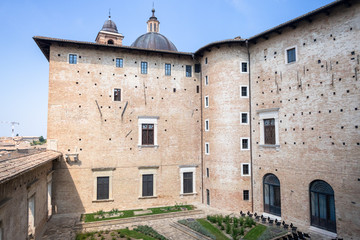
240 137 250 151
205 76 209 86
285 46 297 64
240 85 249 98
204 96 209 108
205 119 209 131
138 116 159 147
68 53 78 64
241 163 251 176
257 108 280 147
113 88 121 102
92 169 114 201
205 142 210 155
138 167 158 198
240 112 249 125
179 166 197 195
241 61 248 73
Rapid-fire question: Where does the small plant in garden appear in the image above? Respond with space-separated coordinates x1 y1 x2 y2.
233 217 238 228
112 238 116 240
105 230 109 234
221 225 225 230
101 237 105 240
119 233 125 238
226 221 231 234
111 232 115 236
231 226 238 240
240 227 244 236
239 217 244 226
217 217 222 227
96 210 104 216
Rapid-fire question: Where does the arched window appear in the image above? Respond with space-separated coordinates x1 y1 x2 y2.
107 39 114 44
310 180 336 232
150 23 152 32
263 174 281 216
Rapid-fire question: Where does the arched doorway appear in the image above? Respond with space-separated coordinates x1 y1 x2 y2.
263 174 281 216
310 180 336 233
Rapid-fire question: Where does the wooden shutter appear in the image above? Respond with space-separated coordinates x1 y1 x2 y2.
264 119 275 144
97 177 109 200
142 174 153 196
183 172 193 193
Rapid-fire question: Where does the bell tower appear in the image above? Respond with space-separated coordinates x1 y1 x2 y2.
95 13 124 46
147 8 160 33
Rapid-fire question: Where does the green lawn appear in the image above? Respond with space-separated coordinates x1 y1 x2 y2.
243 224 267 240
197 219 230 240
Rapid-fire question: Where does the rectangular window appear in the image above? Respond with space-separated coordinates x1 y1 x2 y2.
205 119 209 131
183 172 193 193
240 86 248 98
205 57 208 64
186 65 192 77
205 96 209 108
165 63 171 76
287 47 296 63
241 112 248 124
241 163 250 176
206 168 209 178
142 174 154 197
241 138 250 150
195 64 201 73
205 76 209 85
97 176 109 200
69 54 77 64
264 119 276 144
206 189 210 205
141 62 148 74
205 142 210 155
114 88 121 101
142 124 154 145
243 190 249 201
196 85 200 93
241 62 248 73
116 58 123 68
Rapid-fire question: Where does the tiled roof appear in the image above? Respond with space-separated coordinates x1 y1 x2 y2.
0 150 61 184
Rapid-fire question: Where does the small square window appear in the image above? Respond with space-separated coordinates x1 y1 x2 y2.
69 54 77 64
186 65 192 77
205 142 210 155
205 96 209 108
243 190 249 200
241 138 250 150
205 119 209 131
116 58 123 68
97 176 109 200
165 63 171 76
241 112 248 124
142 174 154 197
205 76 209 85
114 89 121 101
240 86 248 98
286 47 296 63
241 163 250 176
241 62 248 73
141 62 148 74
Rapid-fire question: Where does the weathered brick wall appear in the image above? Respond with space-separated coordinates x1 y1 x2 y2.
249 2 360 238
48 45 202 213
200 43 252 212
0 162 52 240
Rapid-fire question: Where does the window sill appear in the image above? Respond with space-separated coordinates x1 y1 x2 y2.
138 196 158 199
262 212 281 221
92 199 114 203
259 144 280 148
138 145 159 148
180 192 197 196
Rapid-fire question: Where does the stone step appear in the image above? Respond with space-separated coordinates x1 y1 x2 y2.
169 222 213 240
76 209 205 232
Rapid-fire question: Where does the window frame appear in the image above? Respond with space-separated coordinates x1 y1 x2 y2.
139 167 158 198
240 112 249 125
185 65 192 77
114 88 121 102
205 142 210 155
68 53 77 64
92 168 114 202
240 85 249 98
241 163 251 176
205 76 209 86
165 63 171 76
285 46 297 64
141 61 148 74
204 96 209 108
205 119 209 131
257 109 280 147
241 61 248 73
179 166 197 195
141 124 154 145
243 190 250 201
138 116 159 147
116 58 123 68
241 137 250 151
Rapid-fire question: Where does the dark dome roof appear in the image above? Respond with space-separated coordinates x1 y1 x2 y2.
101 19 118 33
131 32 177 51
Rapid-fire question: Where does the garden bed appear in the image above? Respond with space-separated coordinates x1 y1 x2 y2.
82 204 194 222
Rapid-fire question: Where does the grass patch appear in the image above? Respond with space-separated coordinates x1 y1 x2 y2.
243 224 267 240
118 229 158 240
197 219 230 240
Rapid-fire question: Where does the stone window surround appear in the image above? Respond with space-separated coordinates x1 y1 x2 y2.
92 168 115 202
179 165 197 195
285 45 298 64
205 142 210 155
241 163 251 176
257 108 280 148
240 112 249 125
240 85 249 98
205 119 209 131
240 137 250 151
138 116 159 148
241 61 248 73
138 166 159 199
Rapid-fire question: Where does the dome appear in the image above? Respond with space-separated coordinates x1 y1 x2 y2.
101 19 118 33
131 32 177 51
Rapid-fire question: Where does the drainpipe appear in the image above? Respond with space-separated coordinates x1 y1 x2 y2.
246 40 254 213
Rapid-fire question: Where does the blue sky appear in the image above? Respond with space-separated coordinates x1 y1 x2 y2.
0 0 333 137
